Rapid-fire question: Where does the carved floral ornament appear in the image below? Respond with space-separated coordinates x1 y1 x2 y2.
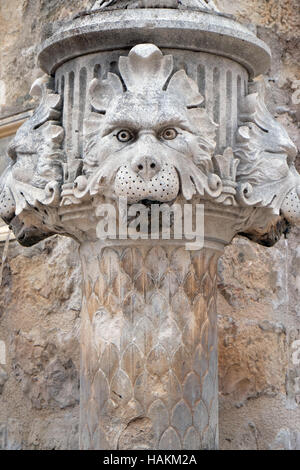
0 44 299 246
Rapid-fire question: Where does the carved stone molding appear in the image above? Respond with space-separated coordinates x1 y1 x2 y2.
91 0 220 12
39 9 270 78
0 5 299 450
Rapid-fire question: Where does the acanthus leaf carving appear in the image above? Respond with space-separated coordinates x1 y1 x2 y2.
232 77 300 241
73 44 223 205
234 78 299 214
211 148 239 206
1 45 300 247
0 75 65 245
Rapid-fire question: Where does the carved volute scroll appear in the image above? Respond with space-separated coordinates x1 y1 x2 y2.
0 5 299 450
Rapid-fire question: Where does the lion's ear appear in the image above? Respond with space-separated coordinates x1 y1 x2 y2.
167 70 204 108
89 73 123 113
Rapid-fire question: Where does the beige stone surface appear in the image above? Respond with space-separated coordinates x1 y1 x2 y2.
0 0 95 116
0 0 299 450
0 236 81 449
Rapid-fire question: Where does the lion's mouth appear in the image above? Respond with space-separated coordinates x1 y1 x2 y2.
140 199 158 208
125 196 182 236
8 215 53 247
139 198 176 208
114 162 180 204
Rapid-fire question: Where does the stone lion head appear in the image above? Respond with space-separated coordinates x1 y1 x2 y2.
78 44 221 204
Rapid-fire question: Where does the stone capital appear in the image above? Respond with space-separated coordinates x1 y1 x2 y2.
0 37 298 249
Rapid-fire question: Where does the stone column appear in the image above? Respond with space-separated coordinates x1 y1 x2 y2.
79 241 220 450
0 3 299 451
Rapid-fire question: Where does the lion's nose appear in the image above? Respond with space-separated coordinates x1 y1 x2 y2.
131 155 161 180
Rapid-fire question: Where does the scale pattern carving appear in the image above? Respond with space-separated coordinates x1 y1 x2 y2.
80 245 219 450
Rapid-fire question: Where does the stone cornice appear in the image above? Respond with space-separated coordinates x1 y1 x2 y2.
38 9 271 77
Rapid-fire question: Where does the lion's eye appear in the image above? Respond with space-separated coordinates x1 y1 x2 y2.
116 130 134 142
161 128 178 140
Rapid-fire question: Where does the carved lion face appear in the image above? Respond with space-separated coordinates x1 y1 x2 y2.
80 44 220 204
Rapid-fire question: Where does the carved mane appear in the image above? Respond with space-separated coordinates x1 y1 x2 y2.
234 79 298 212
79 44 220 201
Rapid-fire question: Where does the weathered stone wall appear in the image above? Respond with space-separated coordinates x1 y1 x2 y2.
217 0 300 450
0 0 299 450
